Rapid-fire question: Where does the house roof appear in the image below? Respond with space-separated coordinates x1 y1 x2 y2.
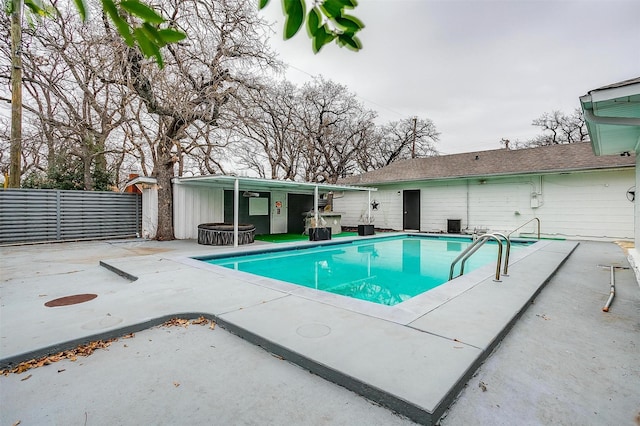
339 142 635 186
580 76 640 156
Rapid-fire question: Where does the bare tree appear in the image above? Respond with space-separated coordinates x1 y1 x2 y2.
229 79 303 180
358 117 439 171
297 78 376 183
528 108 588 146
1 2 131 190
117 0 277 239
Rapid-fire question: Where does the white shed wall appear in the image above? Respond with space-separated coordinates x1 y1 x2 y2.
141 185 158 239
173 185 224 239
334 169 634 240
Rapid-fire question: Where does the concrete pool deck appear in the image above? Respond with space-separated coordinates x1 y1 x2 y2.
1 236 639 425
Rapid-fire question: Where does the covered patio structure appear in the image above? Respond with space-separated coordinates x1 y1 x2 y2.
130 175 377 246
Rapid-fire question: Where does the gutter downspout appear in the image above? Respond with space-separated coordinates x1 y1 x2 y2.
466 180 470 231
234 178 239 247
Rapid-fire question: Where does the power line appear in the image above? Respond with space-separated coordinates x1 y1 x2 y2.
281 62 407 119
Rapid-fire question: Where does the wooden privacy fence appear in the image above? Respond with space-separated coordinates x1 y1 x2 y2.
0 189 141 245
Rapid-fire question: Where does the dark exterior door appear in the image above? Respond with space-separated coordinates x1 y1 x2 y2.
403 190 420 231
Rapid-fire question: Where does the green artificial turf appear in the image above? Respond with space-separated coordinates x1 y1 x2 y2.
254 231 358 243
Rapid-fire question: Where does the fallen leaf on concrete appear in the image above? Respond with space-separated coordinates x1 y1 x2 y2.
57 369 66 373
173 382 180 387
163 318 190 328
479 381 488 392
191 316 209 326
12 421 21 426
536 314 551 320
20 374 32 381
123 333 135 339
209 322 216 330
0 338 117 375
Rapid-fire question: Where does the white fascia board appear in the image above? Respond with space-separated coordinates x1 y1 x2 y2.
589 82 640 103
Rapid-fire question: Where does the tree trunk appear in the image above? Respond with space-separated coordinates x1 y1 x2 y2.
155 136 175 240
83 155 93 191
9 0 23 188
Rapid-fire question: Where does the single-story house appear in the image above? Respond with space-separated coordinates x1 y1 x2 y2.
334 142 635 240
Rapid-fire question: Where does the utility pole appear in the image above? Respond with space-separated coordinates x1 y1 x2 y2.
9 0 23 188
411 116 417 158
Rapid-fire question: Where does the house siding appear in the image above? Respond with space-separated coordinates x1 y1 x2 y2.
141 186 158 239
173 184 224 239
334 169 634 240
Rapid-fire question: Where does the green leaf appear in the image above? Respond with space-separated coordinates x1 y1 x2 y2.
115 20 135 46
121 0 165 24
258 0 269 9
306 7 321 37
332 0 358 9
158 28 187 43
102 0 135 46
320 0 344 18
337 32 361 51
101 0 119 19
134 27 163 67
283 0 305 39
72 0 87 21
24 0 48 16
312 25 335 53
141 22 164 46
334 14 364 32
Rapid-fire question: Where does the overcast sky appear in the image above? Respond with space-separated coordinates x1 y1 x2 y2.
262 0 639 154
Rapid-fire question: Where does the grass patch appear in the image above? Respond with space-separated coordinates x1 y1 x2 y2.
255 232 358 243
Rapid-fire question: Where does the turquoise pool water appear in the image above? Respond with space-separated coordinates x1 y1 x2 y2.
200 235 527 306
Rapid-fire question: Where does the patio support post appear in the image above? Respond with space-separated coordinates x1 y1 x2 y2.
368 190 371 223
234 178 239 247
314 185 319 226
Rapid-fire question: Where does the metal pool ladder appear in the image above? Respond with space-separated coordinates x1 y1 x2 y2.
449 233 506 282
449 218 541 282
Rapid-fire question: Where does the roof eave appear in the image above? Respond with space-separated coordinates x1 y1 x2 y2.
352 164 635 186
580 79 640 156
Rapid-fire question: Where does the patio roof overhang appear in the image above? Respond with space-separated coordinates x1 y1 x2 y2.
580 77 640 156
172 175 377 194
173 175 377 247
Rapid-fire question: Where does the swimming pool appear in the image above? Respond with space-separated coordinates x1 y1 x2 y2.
198 235 529 306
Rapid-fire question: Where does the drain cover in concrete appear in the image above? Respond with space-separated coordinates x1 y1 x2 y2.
296 323 331 338
45 294 97 307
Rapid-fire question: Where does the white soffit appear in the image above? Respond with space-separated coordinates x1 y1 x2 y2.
581 78 640 156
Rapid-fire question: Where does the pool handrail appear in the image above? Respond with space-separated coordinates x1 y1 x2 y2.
449 233 503 282
507 217 541 240
503 218 541 275
492 232 510 276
